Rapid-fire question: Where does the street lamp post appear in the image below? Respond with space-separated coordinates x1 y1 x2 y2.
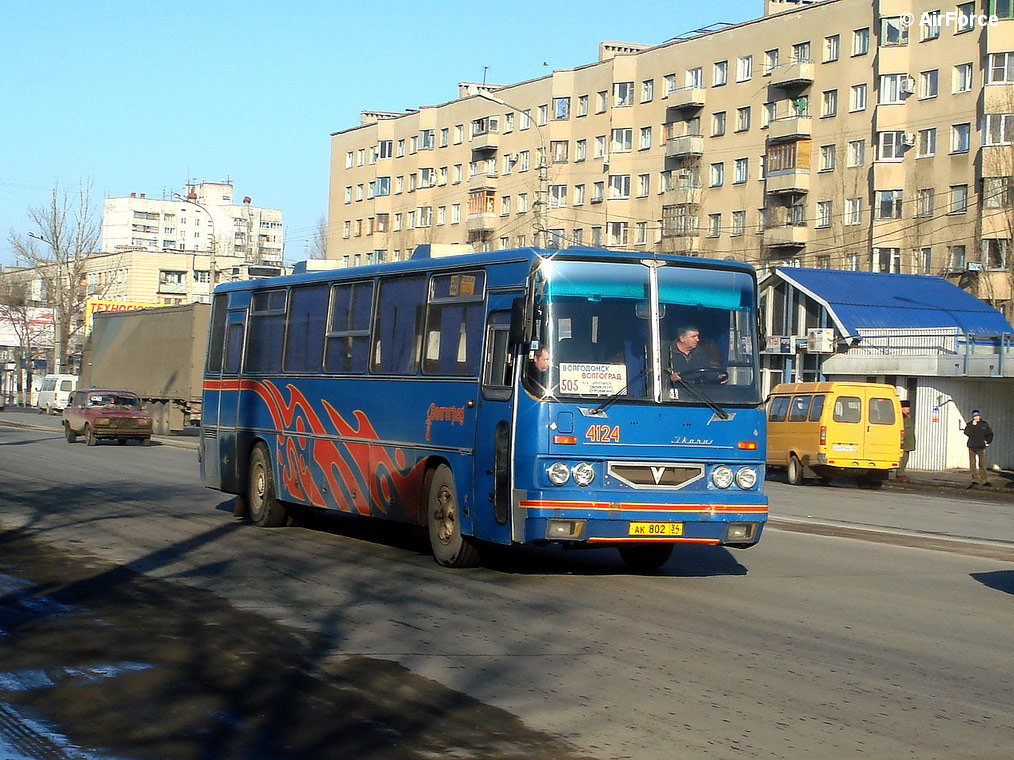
477 91 549 248
173 191 218 295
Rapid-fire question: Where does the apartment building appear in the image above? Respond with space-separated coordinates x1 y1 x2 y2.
101 180 285 268
327 0 1014 314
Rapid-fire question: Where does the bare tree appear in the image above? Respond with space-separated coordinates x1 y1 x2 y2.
7 181 100 372
308 215 328 259
0 276 50 404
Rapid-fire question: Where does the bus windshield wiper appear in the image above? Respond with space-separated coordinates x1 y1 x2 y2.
591 363 650 415
672 375 730 420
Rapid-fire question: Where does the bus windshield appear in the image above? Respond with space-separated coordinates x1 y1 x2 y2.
524 258 761 406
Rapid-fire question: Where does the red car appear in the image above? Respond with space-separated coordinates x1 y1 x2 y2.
63 388 154 446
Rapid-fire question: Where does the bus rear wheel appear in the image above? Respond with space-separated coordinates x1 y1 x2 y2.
425 464 479 568
619 544 674 572
247 443 288 527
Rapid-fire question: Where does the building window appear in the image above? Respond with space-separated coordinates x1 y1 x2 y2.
917 188 935 217
951 123 971 153
707 213 722 237
792 41 811 62
537 104 548 126
983 176 1014 207
920 70 938 99
611 128 633 152
846 197 862 225
734 158 749 183
664 73 677 94
824 35 839 62
641 78 654 102
736 55 752 81
984 113 1014 145
875 190 903 219
710 162 724 187
820 144 836 171
879 73 908 104
982 238 1010 269
919 247 932 273
639 126 652 150
518 193 528 213
921 11 941 40
881 16 909 46
614 81 634 107
731 210 746 236
577 95 589 116
594 136 606 158
573 184 586 205
955 2 975 32
877 131 905 161
546 229 565 249
817 201 832 228
635 221 648 244
850 83 867 111
948 245 966 270
548 185 567 208
736 106 751 132
918 128 937 157
550 140 569 163
764 48 779 73
853 27 870 55
591 182 604 203
607 221 629 246
713 60 728 86
953 63 973 93
608 174 630 199
686 67 703 87
848 139 865 166
872 248 901 273
575 139 587 161
993 0 1014 20
553 97 570 120
712 111 727 136
596 90 608 113
450 204 460 224
638 173 650 197
591 227 602 246
949 184 969 213
988 52 1014 83
518 152 529 172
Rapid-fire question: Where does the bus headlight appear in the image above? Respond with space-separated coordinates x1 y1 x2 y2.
547 462 571 485
735 467 758 490
711 465 734 489
572 462 596 487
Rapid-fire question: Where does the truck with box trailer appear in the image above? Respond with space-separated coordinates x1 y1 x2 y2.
79 304 210 434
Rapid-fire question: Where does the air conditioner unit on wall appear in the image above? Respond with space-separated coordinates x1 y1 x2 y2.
901 76 915 94
806 327 836 354
903 132 917 146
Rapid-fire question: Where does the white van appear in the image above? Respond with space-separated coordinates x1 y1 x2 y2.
36 374 78 414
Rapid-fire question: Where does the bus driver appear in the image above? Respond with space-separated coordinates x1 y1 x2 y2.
668 326 728 386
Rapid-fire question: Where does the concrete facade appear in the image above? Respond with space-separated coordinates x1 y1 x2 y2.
327 0 1014 318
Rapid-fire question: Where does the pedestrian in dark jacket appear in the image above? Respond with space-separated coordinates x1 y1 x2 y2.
963 410 994 487
897 400 915 481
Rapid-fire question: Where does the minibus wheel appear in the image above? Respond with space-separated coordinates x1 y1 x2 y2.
619 544 674 572
247 443 288 527
425 464 480 568
787 454 806 486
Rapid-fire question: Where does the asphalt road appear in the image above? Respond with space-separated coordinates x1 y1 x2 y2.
1 421 1012 759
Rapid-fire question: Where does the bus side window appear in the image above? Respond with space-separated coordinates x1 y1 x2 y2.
808 394 825 422
206 294 228 373
768 396 789 422
246 289 288 373
481 312 514 400
283 285 328 373
325 281 373 374
224 323 244 374
787 395 811 422
371 275 427 374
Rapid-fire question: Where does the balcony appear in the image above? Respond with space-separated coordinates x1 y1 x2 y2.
770 59 814 88
765 169 810 195
667 86 705 110
466 213 497 233
763 224 808 248
471 131 498 151
469 170 499 190
664 183 703 205
768 114 811 142
665 134 704 158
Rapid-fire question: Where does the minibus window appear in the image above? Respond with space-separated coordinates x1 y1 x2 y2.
768 396 789 422
833 396 862 423
788 395 811 422
808 394 825 421
868 397 896 424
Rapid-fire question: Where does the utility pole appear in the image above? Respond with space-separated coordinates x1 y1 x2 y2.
477 91 549 248
27 232 63 373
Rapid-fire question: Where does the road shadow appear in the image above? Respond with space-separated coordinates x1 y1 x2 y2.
971 570 1014 595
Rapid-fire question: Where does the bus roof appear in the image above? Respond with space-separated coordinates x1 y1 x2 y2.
214 246 758 293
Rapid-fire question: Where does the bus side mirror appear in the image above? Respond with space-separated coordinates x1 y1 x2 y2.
509 297 530 345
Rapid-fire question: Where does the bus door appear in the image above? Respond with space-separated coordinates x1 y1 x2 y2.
473 305 517 544
863 389 901 465
209 308 247 492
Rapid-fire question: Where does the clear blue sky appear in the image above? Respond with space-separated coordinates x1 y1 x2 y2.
0 0 757 266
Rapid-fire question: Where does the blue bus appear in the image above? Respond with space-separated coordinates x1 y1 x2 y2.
201 246 767 570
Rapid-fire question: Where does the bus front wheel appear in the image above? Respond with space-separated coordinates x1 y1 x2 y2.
619 544 673 572
247 443 288 527
425 464 480 568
